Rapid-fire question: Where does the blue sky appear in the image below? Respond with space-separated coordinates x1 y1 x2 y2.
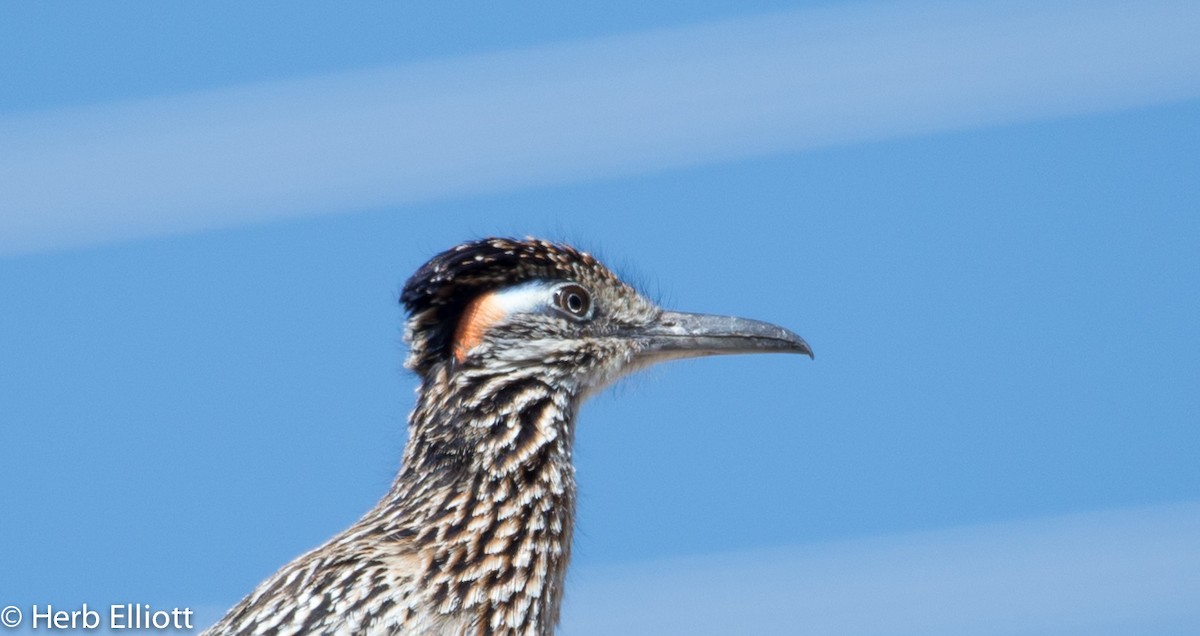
1 1 1198 634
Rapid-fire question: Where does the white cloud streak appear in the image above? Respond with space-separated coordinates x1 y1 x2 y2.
1 0 1198 255
15 503 1193 634
561 501 1200 635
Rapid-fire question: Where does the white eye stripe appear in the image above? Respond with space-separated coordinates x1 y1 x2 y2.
490 281 557 314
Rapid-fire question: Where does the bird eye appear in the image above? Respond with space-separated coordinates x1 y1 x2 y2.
554 284 592 319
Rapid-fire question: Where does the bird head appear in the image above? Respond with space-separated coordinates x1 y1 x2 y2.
400 238 811 399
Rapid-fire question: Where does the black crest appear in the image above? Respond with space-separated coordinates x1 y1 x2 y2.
401 237 616 375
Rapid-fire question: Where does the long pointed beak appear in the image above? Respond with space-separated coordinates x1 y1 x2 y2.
632 310 813 361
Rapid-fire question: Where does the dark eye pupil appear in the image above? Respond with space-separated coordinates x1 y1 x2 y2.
557 285 591 317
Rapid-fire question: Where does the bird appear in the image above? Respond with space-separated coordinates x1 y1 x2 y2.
203 237 812 636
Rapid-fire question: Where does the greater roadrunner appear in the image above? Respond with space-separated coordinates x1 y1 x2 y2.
205 237 811 635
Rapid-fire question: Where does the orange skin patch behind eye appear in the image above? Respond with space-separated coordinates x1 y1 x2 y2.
453 292 508 363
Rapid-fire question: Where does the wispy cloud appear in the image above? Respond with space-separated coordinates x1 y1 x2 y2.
2 0 1198 255
561 501 1200 635
12 504 1193 634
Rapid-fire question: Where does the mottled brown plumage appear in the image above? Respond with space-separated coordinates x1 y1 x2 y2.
204 238 811 635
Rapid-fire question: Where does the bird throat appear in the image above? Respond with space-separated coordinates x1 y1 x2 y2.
386 368 580 633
